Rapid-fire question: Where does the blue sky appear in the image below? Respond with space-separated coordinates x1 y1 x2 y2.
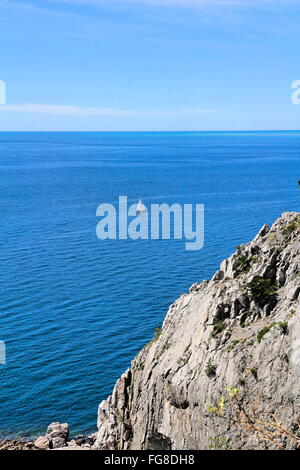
0 0 299 131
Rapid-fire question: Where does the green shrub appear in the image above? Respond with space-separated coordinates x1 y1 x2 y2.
208 436 230 450
227 340 240 352
282 216 300 235
136 361 144 371
211 321 226 338
246 276 277 303
153 327 162 340
146 326 162 347
257 323 276 343
277 322 288 335
234 246 252 274
257 321 288 343
205 358 217 378
288 309 296 319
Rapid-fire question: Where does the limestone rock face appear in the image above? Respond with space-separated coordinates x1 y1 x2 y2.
94 212 300 450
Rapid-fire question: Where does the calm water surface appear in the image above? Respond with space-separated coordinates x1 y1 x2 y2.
0 131 299 437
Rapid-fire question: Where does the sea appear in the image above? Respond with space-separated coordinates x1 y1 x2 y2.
0 131 299 438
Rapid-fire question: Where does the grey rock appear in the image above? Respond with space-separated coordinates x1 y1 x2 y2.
51 437 66 449
47 422 69 439
67 439 78 447
211 270 224 281
93 212 300 450
34 435 49 450
46 422 69 448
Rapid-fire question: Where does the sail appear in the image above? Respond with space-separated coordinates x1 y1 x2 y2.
136 199 147 213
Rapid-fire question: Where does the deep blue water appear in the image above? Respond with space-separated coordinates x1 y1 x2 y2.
0 131 299 438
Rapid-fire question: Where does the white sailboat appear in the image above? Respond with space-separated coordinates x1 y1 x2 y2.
136 199 147 214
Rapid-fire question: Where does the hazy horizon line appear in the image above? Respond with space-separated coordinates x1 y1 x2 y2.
1 129 299 133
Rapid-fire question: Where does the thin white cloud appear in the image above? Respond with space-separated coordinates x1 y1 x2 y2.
2 0 298 21
0 103 219 116
142 108 219 116
6 0 293 12
0 103 136 115
0 0 87 19
48 0 297 7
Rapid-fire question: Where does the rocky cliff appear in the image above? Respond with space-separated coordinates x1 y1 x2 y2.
94 212 300 450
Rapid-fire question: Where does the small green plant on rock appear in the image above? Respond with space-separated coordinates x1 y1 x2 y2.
282 216 300 235
146 326 162 348
208 436 231 450
153 327 162 340
227 339 240 352
207 396 225 417
288 309 296 319
257 323 276 343
234 246 252 274
225 386 240 398
205 358 217 378
206 385 300 449
136 361 144 371
211 321 226 338
277 322 288 335
246 276 277 303
257 321 288 343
